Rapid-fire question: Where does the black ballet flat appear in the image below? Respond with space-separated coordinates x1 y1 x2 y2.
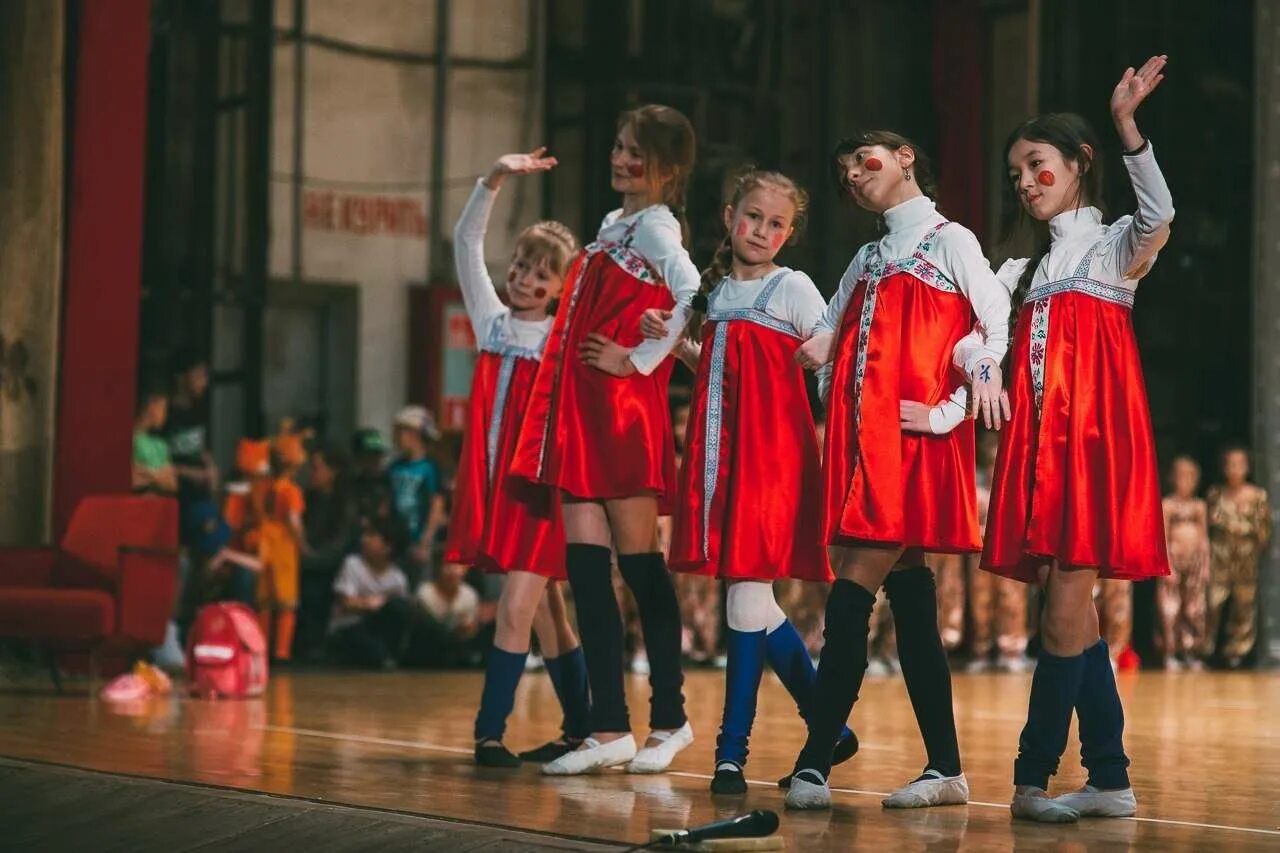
517 738 580 763
711 762 748 795
475 740 521 768
777 729 859 789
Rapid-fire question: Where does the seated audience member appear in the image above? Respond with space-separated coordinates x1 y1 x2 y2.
178 500 262 639
406 562 484 668
328 518 413 669
133 387 178 495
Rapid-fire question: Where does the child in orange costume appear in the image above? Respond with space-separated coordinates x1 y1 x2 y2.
223 434 307 661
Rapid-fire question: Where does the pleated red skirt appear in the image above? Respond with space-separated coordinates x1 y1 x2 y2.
444 351 565 578
511 246 678 513
825 261 979 553
982 287 1170 582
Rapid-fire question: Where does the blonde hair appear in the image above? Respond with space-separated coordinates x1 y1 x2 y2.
684 169 810 342
515 220 578 279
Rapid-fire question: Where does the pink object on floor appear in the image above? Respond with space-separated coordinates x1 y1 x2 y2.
100 673 150 703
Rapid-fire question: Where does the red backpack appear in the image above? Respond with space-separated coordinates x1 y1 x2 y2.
186 602 268 699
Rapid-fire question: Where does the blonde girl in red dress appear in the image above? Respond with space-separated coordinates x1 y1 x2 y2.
976 56 1174 822
511 105 700 775
641 170 858 795
784 132 1011 811
447 150 592 768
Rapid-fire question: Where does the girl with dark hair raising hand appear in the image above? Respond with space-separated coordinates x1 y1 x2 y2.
969 56 1174 823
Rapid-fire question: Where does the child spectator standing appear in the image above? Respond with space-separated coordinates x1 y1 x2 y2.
328 518 413 669
166 350 219 515
388 406 448 585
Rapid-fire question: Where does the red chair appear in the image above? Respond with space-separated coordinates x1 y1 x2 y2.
0 494 179 688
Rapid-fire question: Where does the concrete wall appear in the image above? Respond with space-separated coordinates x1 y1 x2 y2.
0 1 62 545
270 0 544 437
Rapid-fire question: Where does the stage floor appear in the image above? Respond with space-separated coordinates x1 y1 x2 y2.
0 667 1277 850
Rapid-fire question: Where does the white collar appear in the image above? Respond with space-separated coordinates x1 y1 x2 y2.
1049 206 1104 242
882 195 937 234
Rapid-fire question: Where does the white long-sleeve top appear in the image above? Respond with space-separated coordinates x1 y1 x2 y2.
814 195 1009 434
452 179 554 355
951 143 1175 373
595 204 702 375
707 267 827 337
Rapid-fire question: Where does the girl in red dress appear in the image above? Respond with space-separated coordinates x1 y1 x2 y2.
446 150 590 768
641 170 857 795
975 57 1174 823
510 105 700 775
785 132 1012 811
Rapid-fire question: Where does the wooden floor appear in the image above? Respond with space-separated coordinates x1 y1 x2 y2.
0 667 1277 851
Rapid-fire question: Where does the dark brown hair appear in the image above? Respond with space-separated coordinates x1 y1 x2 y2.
618 104 697 245
1001 113 1106 345
831 130 940 206
684 169 810 342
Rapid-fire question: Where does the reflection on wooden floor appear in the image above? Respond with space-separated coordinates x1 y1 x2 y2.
0 669 1277 850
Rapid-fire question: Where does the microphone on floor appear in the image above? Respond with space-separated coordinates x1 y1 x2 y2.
655 809 780 845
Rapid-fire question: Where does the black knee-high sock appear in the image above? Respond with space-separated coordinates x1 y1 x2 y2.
1077 639 1131 789
794 579 875 777
1014 649 1086 790
617 552 687 730
565 544 629 733
885 566 962 777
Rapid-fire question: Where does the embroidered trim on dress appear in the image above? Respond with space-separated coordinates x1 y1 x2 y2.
487 354 517 484
699 268 792 558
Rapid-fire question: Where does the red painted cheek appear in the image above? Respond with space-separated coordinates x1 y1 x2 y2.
626 163 645 178
770 231 786 250
533 287 547 299
864 157 883 172
735 221 749 237
1037 170 1056 187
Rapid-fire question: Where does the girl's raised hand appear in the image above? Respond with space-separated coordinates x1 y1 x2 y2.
640 308 673 340
795 332 835 371
485 147 558 189
1111 55 1166 124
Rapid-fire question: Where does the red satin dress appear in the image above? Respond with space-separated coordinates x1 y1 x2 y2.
825 222 980 553
983 242 1170 581
511 222 678 512
444 326 565 579
668 271 832 582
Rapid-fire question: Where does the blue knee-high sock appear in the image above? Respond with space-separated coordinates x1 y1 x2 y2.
717 628 767 766
1013 649 1086 790
765 619 853 742
545 646 592 741
1077 639 1131 789
474 647 528 742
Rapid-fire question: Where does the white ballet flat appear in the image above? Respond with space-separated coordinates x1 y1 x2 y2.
1052 784 1137 817
626 721 694 773
784 769 831 810
882 770 970 808
1011 788 1080 823
541 734 636 776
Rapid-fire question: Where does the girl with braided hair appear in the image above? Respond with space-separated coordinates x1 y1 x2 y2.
640 169 858 795
511 105 700 776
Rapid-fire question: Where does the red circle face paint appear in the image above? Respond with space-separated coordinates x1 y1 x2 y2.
735 221 749 238
533 287 547 299
1037 170 1056 187
626 163 645 178
864 157 884 172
